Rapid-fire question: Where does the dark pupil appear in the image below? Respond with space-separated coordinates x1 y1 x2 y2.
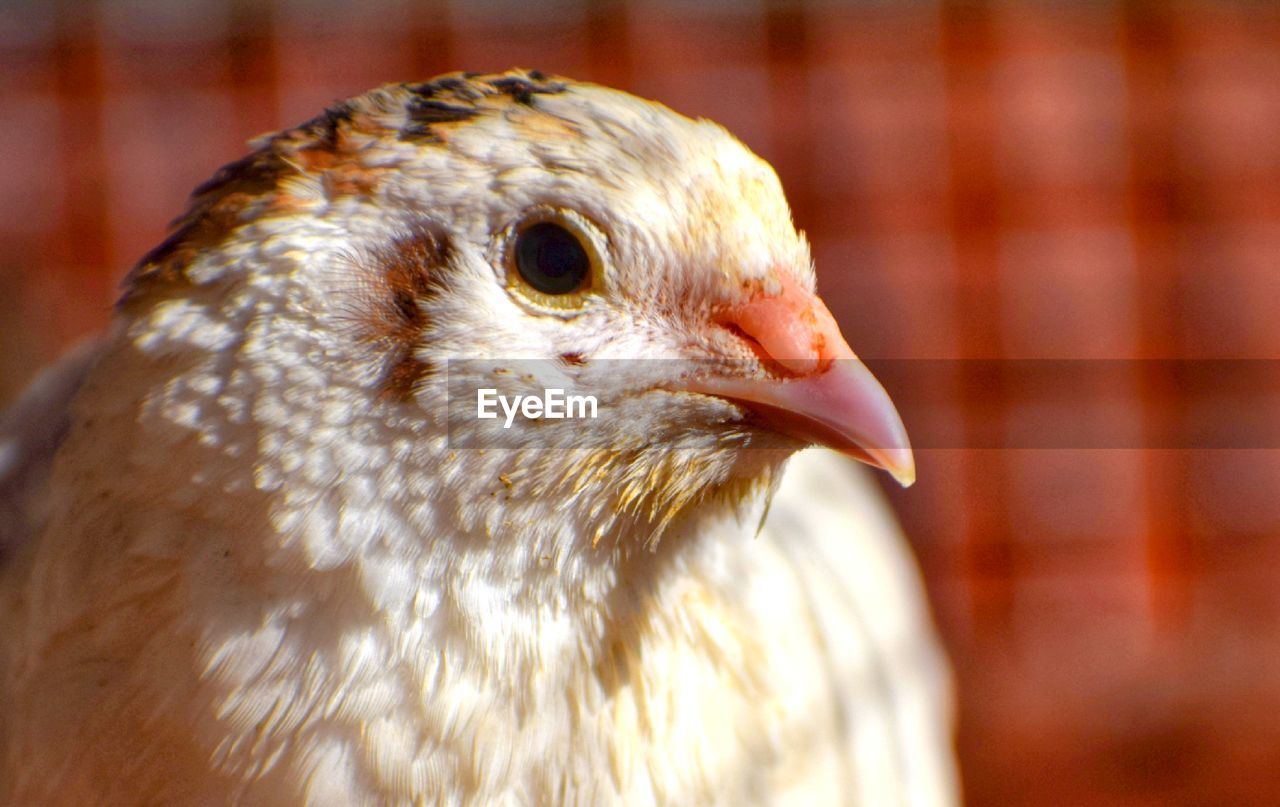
515 223 589 295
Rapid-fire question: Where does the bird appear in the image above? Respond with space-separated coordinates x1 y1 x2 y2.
0 70 958 805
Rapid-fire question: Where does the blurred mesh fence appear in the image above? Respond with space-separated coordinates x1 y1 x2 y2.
2 1 1280 804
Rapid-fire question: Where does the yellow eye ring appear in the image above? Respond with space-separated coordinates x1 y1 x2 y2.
503 209 607 311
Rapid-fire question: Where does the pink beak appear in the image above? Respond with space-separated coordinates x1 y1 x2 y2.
683 274 915 487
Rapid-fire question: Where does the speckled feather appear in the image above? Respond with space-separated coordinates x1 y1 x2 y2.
0 71 957 805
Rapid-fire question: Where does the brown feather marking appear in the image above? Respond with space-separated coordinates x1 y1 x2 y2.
357 228 453 402
119 102 357 308
399 69 568 144
122 149 291 298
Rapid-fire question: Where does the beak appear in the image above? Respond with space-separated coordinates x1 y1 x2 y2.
682 274 915 487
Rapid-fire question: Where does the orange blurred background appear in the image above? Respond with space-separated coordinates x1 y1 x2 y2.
3 1 1280 803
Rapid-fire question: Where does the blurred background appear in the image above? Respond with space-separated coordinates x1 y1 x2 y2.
2 0 1279 803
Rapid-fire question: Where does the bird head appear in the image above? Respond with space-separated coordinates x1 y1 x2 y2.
119 70 911 551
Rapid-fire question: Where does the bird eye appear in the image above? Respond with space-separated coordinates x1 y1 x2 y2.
513 222 591 295
502 210 606 310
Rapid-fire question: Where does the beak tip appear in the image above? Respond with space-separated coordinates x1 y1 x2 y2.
892 463 916 488
868 445 916 488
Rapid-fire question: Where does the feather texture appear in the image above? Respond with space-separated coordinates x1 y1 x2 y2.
0 71 957 805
